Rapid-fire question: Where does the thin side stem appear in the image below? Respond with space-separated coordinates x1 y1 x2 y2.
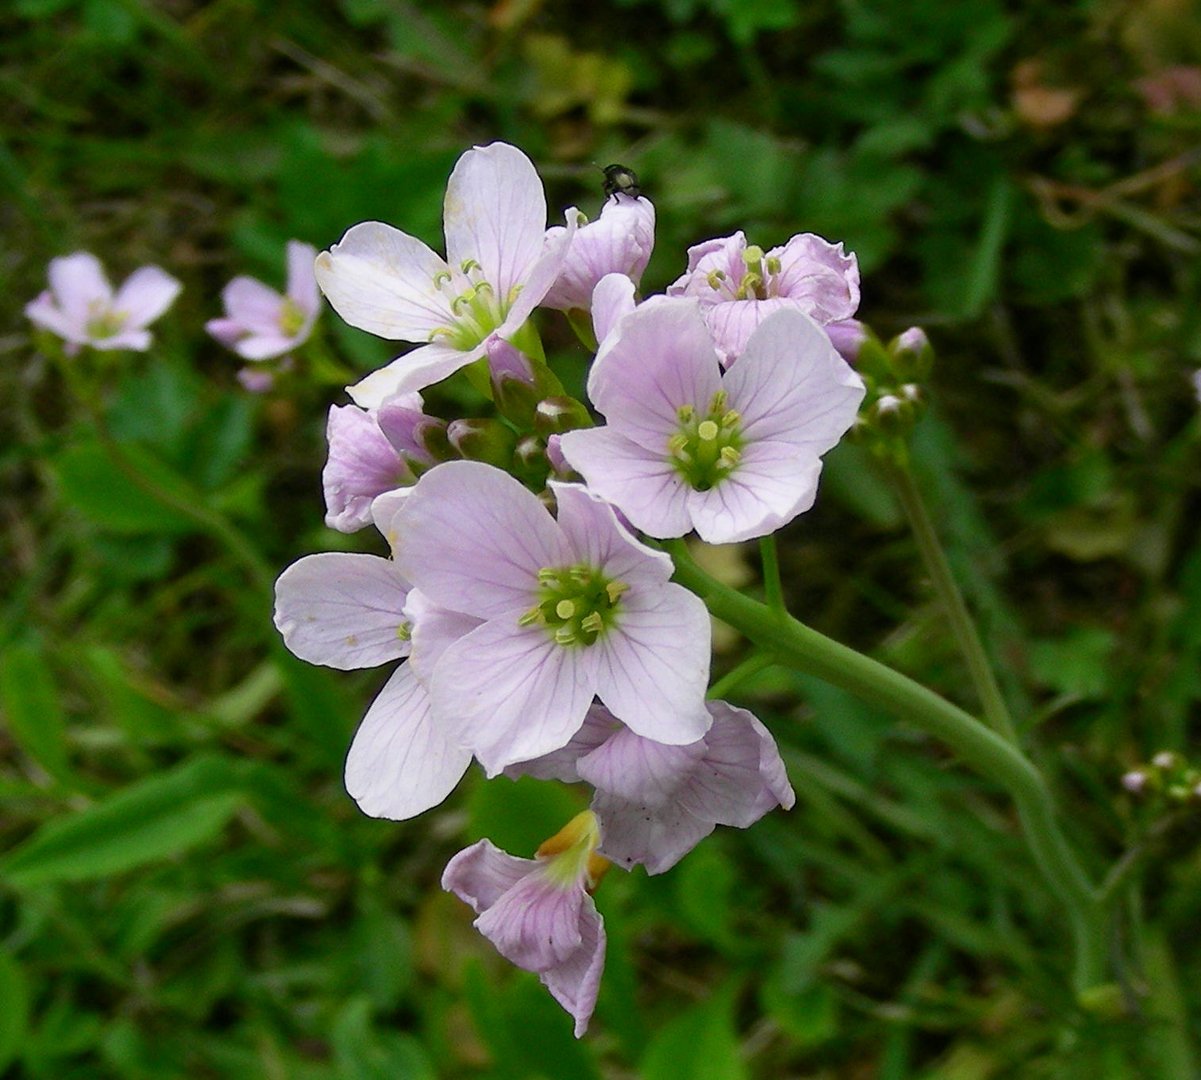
707 652 774 701
888 463 1019 745
759 534 785 613
667 540 1108 994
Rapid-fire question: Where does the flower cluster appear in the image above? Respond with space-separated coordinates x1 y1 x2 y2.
270 142 865 1034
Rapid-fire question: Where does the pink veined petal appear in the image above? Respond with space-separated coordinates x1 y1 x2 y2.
504 703 619 783
404 589 484 687
590 272 636 345
273 552 411 670
344 663 472 820
443 142 548 300
315 221 454 341
666 232 748 298
824 317 867 364
557 428 694 541
551 481 675 588
685 444 824 544
346 339 484 407
724 308 865 453
443 839 538 913
593 791 713 875
593 584 711 745
541 897 606 1037
221 276 286 335
492 207 581 341
48 252 113 322
576 726 708 806
235 333 295 361
430 617 597 775
371 487 414 551
474 866 585 970
768 233 860 323
26 292 87 343
586 299 722 451
112 265 182 328
285 239 321 317
322 404 409 534
701 295 796 367
395 461 569 620
542 195 655 311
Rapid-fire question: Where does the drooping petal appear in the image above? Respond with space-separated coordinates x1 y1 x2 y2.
541 897 606 1037
48 252 112 322
273 552 410 669
322 404 410 533
474 866 585 970
221 276 286 335
431 617 597 775
315 221 453 341
285 239 321 316
344 663 472 820
541 195 655 311
593 584 711 745
443 142 547 300
112 265 182 329
557 428 694 541
442 838 539 913
593 792 713 875
395 461 569 620
551 482 675 588
576 726 707 805
590 272 636 345
725 308 865 454
504 703 618 783
346 339 484 407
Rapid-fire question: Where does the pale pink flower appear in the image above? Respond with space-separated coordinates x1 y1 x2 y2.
394 461 712 774
206 240 320 361
322 403 414 533
558 300 864 543
667 231 859 366
443 811 608 1037
315 143 579 406
26 252 181 354
541 193 655 312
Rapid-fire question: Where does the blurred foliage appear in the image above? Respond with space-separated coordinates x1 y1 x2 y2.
3 0 1201 1076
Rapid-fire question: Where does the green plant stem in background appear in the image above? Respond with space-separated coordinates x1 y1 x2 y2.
707 651 774 700
759 534 785 613
64 364 277 598
667 540 1109 995
887 463 1019 746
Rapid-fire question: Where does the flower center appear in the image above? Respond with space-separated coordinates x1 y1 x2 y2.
427 258 520 350
703 244 783 303
85 302 127 340
668 390 743 491
277 298 308 336
537 810 609 891
519 562 628 647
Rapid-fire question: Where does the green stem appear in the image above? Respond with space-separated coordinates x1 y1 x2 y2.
667 540 1108 994
707 652 774 700
759 535 785 613
888 463 1019 745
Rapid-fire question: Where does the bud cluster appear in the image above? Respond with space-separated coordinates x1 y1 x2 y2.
1122 750 1201 805
849 326 933 460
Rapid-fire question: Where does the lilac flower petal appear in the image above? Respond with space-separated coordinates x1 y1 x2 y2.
586 298 722 449
375 392 437 463
542 195 655 311
404 589 483 686
112 265 182 328
726 309 865 454
322 404 409 533
591 272 636 345
492 209 580 341
344 663 471 820
315 221 453 341
396 462 569 619
273 552 410 669
768 233 859 323
94 329 152 352
26 293 86 343
222 276 286 335
285 239 321 316
49 252 112 321
594 584 711 745
431 618 596 775
237 366 275 393
235 333 296 361
205 316 246 349
667 233 747 298
346 339 484 407
576 726 707 805
504 703 619 783
442 838 538 913
371 487 414 551
551 482 675 588
541 897 605 1037
443 142 547 301
474 866 585 970
557 427 694 540
677 703 794 827
702 295 797 367
594 792 714 875
824 318 867 364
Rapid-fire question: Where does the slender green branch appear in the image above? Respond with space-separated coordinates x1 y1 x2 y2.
707 652 774 700
887 463 1019 745
668 540 1108 994
759 534 785 613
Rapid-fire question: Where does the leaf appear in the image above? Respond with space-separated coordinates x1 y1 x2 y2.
0 641 72 784
1 755 245 888
0 950 30 1074
640 982 748 1080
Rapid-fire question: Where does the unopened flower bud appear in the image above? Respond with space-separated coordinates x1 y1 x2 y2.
1152 751 1178 771
1121 770 1148 794
887 326 933 380
534 396 592 437
447 418 518 467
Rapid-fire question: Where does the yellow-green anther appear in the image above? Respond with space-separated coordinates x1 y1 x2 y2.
555 599 576 620
720 446 741 468
460 258 480 274
765 255 782 276
433 269 453 289
712 390 728 412
706 270 725 290
397 623 412 641
506 284 524 304
697 419 719 442
736 273 762 300
569 566 592 585
581 612 604 636
743 244 765 264
278 298 307 335
428 326 456 341
451 292 473 315
605 581 629 604
677 404 696 423
721 409 741 428
555 626 576 646
518 607 544 627
538 568 560 584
